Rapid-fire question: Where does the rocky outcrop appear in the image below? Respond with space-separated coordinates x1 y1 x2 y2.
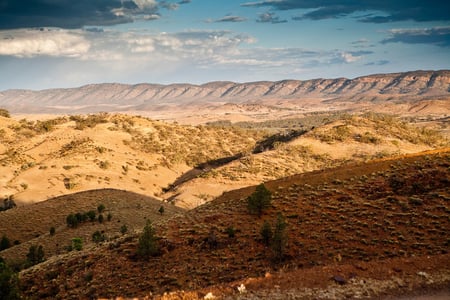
0 70 449 113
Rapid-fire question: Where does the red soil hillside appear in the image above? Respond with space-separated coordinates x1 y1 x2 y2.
17 149 450 299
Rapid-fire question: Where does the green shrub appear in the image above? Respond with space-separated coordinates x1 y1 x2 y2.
158 206 165 215
97 204 105 214
272 213 288 262
260 221 272 246
92 231 106 243
72 238 83 251
0 235 11 251
137 221 159 258
225 226 236 238
26 245 45 266
0 258 20 300
247 184 272 217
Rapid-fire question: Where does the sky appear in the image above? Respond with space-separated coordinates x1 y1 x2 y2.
0 0 449 91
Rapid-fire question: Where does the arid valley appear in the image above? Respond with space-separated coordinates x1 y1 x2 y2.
0 70 449 299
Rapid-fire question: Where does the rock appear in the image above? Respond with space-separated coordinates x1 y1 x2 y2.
333 275 347 285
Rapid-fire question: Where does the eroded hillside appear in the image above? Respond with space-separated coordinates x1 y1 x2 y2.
15 149 450 299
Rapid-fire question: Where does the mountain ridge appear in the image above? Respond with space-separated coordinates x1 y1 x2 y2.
1 70 449 114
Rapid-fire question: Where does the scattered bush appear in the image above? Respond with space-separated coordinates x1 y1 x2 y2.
49 227 55 236
158 206 165 215
225 226 236 238
0 235 11 251
0 257 20 300
92 231 106 243
272 213 288 262
72 238 83 251
26 245 45 266
97 204 105 214
120 225 128 235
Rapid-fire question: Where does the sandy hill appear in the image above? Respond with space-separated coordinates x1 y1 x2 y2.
0 113 265 205
161 113 449 208
0 112 447 209
14 149 450 299
0 70 449 120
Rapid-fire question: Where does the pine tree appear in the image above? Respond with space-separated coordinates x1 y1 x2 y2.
271 213 288 262
137 221 159 258
247 183 272 217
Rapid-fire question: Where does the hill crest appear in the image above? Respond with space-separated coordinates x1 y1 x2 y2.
0 70 449 115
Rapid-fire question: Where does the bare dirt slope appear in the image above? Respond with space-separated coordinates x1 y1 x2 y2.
15 149 450 299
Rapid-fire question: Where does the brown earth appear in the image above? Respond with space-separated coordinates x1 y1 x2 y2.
15 149 450 299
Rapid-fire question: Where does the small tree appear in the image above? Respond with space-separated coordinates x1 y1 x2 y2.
98 214 104 223
97 204 105 214
120 224 128 235
72 238 83 251
92 231 106 243
0 258 20 300
158 206 165 215
26 245 45 266
0 235 11 251
137 221 159 258
107 213 112 221
66 214 78 228
49 227 56 236
86 210 96 222
260 221 272 246
247 183 272 217
271 213 288 262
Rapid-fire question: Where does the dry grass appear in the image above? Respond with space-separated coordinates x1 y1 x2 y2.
14 149 450 299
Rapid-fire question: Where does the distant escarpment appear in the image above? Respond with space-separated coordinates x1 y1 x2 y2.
0 70 449 114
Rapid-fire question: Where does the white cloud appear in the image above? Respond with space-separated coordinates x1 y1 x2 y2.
0 29 90 58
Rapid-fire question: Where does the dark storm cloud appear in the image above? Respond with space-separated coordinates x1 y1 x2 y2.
0 0 162 29
257 12 287 24
242 0 450 23
381 27 450 47
213 15 247 23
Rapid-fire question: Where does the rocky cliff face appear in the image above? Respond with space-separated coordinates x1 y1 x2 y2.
0 70 449 113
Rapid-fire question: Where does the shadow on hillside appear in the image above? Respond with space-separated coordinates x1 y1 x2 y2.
162 128 310 194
